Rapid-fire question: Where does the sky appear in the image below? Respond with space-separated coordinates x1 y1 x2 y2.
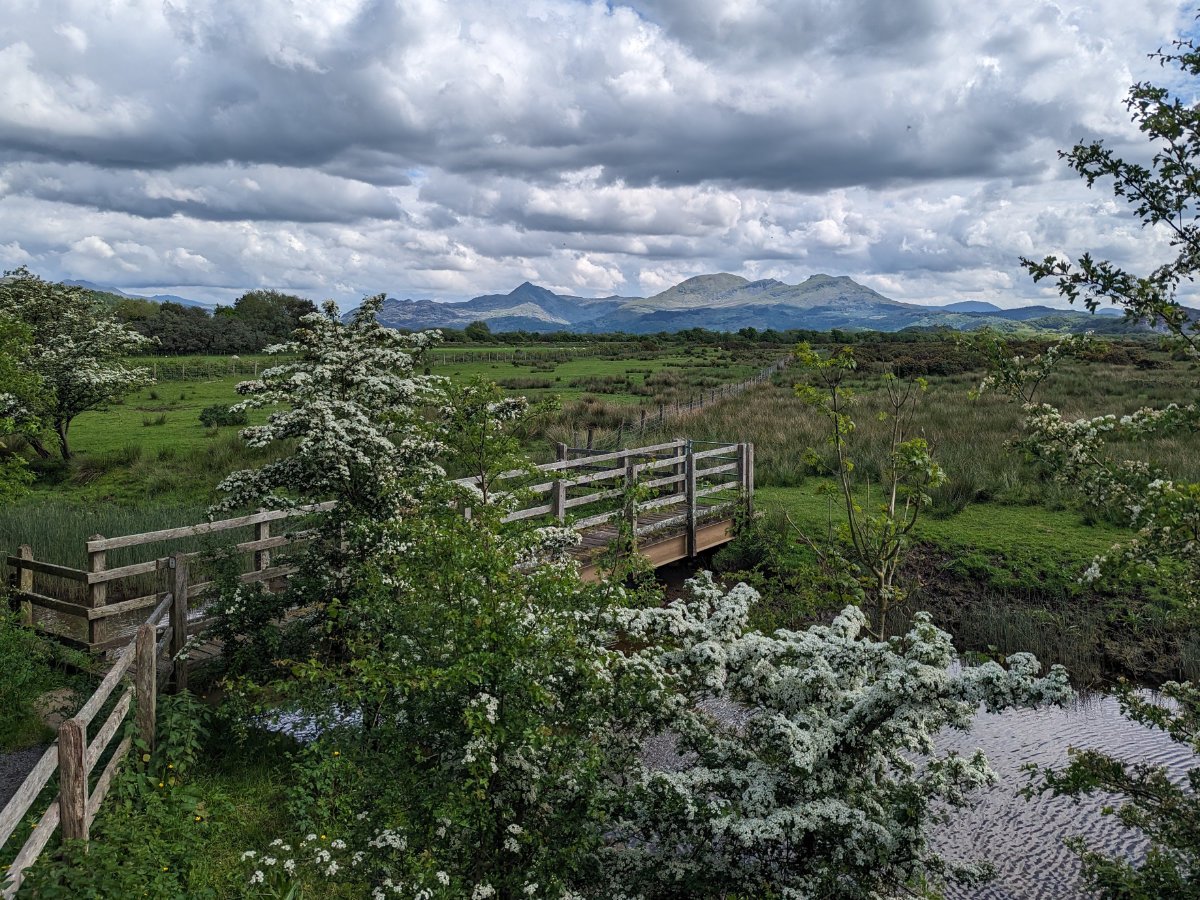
0 0 1193 310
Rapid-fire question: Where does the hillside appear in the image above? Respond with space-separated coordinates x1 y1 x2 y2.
364 273 1165 335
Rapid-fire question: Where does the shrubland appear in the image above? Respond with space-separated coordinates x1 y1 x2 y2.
6 291 1079 900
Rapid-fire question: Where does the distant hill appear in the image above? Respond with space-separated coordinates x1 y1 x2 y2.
364 273 1174 336
939 300 1003 313
64 280 216 310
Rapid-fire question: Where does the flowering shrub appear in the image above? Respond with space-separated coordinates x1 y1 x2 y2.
0 267 152 460
596 573 1072 899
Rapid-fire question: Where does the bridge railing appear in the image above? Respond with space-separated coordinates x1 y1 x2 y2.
453 439 754 549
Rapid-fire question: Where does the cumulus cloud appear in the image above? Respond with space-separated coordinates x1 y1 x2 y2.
0 0 1191 308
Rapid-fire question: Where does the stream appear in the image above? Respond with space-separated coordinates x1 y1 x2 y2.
934 691 1196 900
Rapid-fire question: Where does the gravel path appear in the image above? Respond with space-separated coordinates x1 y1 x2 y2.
0 745 48 811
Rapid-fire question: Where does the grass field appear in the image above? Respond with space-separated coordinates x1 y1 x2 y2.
3 339 1196 615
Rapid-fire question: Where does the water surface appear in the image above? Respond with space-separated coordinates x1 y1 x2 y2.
935 693 1196 900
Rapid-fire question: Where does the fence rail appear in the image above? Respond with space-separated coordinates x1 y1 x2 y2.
7 503 332 653
454 438 754 567
0 593 175 898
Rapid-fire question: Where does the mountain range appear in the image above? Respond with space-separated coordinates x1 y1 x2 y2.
364 273 1152 335
65 280 217 309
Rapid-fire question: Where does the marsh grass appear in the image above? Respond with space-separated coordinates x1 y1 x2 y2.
640 350 1199 515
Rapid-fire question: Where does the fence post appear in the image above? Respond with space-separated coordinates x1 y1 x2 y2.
745 442 755 516
16 544 32 626
685 445 697 557
58 719 88 842
255 519 271 572
552 442 567 523
640 409 646 433
625 461 639 545
87 534 107 648
135 623 157 751
170 553 189 694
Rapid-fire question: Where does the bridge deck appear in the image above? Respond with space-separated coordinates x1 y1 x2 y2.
571 496 740 581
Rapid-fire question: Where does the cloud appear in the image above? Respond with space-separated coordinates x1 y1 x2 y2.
0 0 1192 308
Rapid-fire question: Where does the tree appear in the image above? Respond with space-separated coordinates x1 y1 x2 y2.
1010 28 1200 897
0 268 152 460
464 319 492 342
792 342 946 638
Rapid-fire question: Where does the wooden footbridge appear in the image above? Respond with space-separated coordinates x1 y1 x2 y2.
7 439 753 655
0 438 751 894
460 439 754 581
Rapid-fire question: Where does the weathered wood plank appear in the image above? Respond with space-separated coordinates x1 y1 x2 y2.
641 472 685 490
74 644 135 729
691 445 738 461
573 509 620 530
638 494 687 513
85 502 334 552
87 592 160 620
695 480 740 500
86 558 159 584
4 556 88 582
85 687 132 772
9 590 89 619
1 800 59 900
695 461 739 479
0 744 57 850
501 503 553 523
563 487 622 510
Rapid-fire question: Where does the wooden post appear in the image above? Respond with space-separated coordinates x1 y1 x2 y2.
658 402 665 426
586 427 594 450
745 442 755 516
16 544 32 626
625 461 639 544
135 623 157 751
87 534 107 648
685 446 697 557
255 520 271 572
58 719 88 842
552 442 567 522
640 409 646 433
170 553 188 694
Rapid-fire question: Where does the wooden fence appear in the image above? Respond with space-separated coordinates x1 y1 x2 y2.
1 501 332 894
0 591 175 897
7 504 333 654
